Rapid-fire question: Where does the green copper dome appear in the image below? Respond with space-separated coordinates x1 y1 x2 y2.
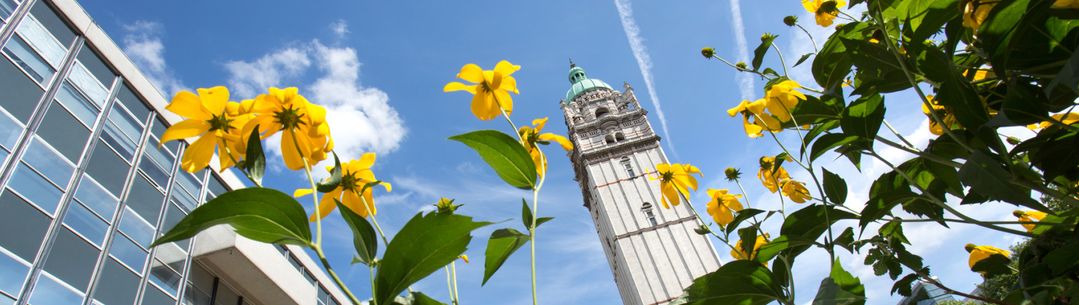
565 65 612 102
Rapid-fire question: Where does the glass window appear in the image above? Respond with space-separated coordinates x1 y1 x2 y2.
142 285 176 305
62 202 108 246
2 35 53 83
84 140 129 195
28 1 75 46
42 228 99 290
115 84 150 121
184 264 214 305
0 251 29 297
118 207 154 248
100 103 142 160
0 109 23 150
151 118 180 153
214 282 240 305
75 45 115 87
13 14 66 68
74 175 119 220
22 137 75 185
37 105 91 161
27 273 83 305
91 259 138 305
176 171 202 200
0 191 49 261
108 234 146 272
205 175 228 201
140 140 174 188
53 81 100 126
161 203 186 239
148 259 182 296
67 63 109 106
0 0 16 22
124 175 163 224
7 164 63 214
0 49 47 121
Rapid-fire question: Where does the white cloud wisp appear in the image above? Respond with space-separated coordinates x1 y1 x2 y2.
613 0 677 157
121 21 186 96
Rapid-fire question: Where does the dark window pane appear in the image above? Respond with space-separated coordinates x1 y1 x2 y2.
76 45 115 86
0 110 23 150
118 207 154 248
37 105 91 161
108 234 146 273
3 34 55 83
28 274 83 305
7 164 63 214
147 259 181 296
0 54 46 120
22 137 74 186
74 174 119 220
62 202 108 246
115 84 150 121
0 0 16 21
29 1 75 46
54 81 100 126
85 140 129 195
214 281 239 305
124 175 163 224
141 284 174 305
42 228 99 290
151 117 180 153
206 175 228 200
185 263 214 299
161 204 185 236
101 103 143 160
92 258 139 305
0 251 29 297
0 191 49 261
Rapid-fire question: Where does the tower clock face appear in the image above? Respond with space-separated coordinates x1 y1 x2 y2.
560 64 722 305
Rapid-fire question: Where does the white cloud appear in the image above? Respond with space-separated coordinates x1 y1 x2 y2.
727 0 755 101
223 23 406 172
330 19 350 38
613 0 677 158
121 21 186 96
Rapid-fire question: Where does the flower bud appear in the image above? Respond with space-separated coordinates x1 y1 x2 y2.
1006 136 1021 145
435 197 460 214
701 47 716 59
724 167 742 181
783 15 798 26
761 33 776 42
735 61 748 70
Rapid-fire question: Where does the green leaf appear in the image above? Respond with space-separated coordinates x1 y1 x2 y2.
535 217 554 228
242 126 266 185
375 212 490 305
752 34 777 71
780 204 857 258
810 133 861 161
813 260 866 305
724 208 765 237
794 53 814 67
822 169 848 204
970 251 1012 278
737 227 758 260
450 130 537 190
521 199 532 229
959 152 1041 209
482 228 530 285
840 94 885 147
813 22 864 90
891 273 919 297
336 199 378 266
152 188 312 247
834 227 855 252
900 0 959 43
683 260 787 305
316 152 343 193
918 45 990 130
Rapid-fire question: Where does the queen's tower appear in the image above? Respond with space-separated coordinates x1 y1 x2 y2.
559 63 722 305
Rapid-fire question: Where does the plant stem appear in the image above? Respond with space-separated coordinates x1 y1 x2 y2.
445 267 456 305
292 131 325 248
771 44 790 77
312 243 364 305
450 262 461 304
795 24 819 53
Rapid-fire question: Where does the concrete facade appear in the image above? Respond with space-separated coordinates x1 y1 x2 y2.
560 65 722 305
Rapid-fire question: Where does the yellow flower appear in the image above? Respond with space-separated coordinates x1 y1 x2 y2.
705 189 744 225
443 60 520 121
459 255 470 264
763 80 806 123
757 156 791 193
727 99 780 138
243 87 333 171
518 117 574 177
1013 210 1048 233
921 95 961 136
780 179 812 203
295 153 391 220
965 69 990 81
1027 112 1079 130
965 243 1010 273
802 0 846 27
731 233 770 260
962 0 995 30
1053 0 1079 8
649 163 703 209
161 86 253 172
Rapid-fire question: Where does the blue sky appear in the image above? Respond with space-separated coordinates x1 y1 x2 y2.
80 0 1027 304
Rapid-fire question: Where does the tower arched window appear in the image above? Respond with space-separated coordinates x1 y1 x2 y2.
615 132 625 142
604 135 615 144
595 107 610 118
620 156 634 177
641 202 657 226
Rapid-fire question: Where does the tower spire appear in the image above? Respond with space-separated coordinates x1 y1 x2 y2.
569 58 576 68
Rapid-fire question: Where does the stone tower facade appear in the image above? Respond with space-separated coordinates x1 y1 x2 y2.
559 64 722 305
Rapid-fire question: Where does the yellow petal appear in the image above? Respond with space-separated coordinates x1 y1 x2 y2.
356 152 377 169
197 86 229 115
167 91 212 120
293 188 314 198
494 60 520 77
501 75 519 94
539 133 574 151
532 117 549 132
180 135 216 173
457 64 484 83
281 131 306 170
310 189 341 221
471 92 498 121
160 119 211 144
494 89 514 117
444 82 477 94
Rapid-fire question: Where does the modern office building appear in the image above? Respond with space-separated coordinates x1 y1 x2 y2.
0 0 349 304
897 280 958 305
560 64 722 305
